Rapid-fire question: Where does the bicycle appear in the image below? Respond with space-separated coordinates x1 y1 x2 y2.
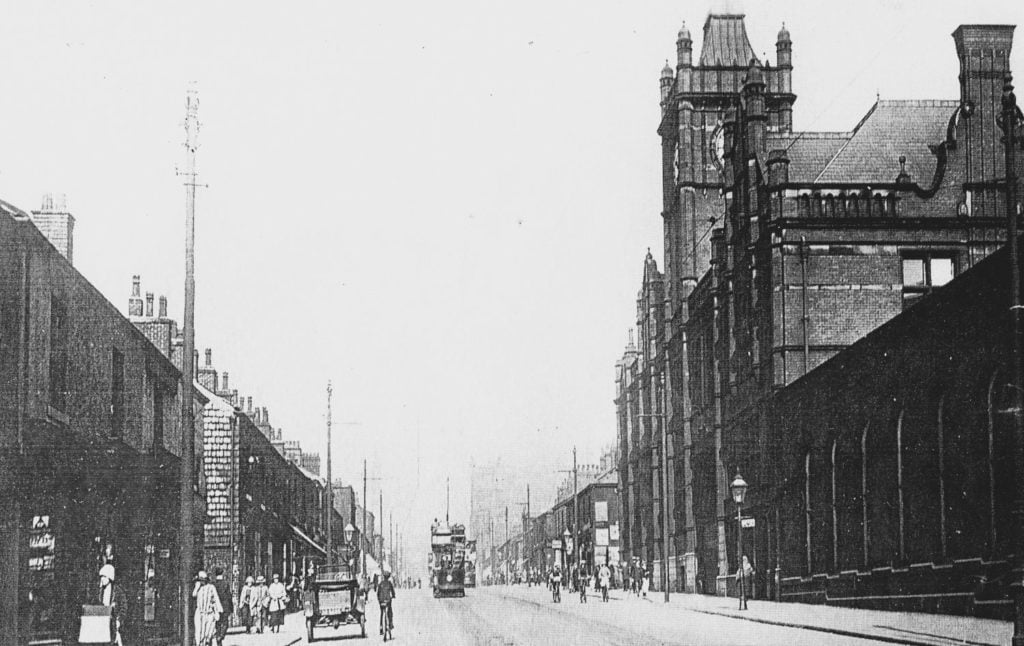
379 601 393 642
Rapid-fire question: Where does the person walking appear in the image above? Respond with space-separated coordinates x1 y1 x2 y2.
97 564 128 646
267 573 287 633
578 565 589 604
238 576 254 633
641 561 650 599
192 571 222 646
737 555 755 609
598 562 611 603
212 567 233 646
548 566 562 603
253 575 269 634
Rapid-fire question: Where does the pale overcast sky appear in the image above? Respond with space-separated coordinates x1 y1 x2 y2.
1 0 1020 563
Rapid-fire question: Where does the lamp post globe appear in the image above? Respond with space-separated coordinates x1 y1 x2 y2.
344 523 355 544
731 473 748 505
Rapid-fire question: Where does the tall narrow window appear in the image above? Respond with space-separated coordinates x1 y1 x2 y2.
153 384 164 449
111 349 125 438
48 297 68 412
804 451 812 574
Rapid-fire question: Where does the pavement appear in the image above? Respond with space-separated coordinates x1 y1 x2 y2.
494 583 1013 646
223 610 305 646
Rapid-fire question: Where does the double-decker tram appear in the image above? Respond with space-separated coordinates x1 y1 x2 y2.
430 522 466 598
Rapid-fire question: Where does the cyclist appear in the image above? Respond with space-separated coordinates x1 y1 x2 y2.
549 566 562 603
377 569 396 636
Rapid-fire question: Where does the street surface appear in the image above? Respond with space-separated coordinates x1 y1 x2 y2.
230 586 912 646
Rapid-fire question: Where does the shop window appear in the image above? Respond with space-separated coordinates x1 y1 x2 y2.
25 514 59 638
902 255 955 308
49 298 68 412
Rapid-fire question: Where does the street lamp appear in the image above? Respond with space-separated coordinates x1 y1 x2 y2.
344 523 355 569
562 528 571 579
731 473 749 610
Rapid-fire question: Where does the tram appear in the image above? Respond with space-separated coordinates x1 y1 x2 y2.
430 522 466 597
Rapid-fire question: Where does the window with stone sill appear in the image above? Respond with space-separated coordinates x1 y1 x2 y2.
901 255 955 309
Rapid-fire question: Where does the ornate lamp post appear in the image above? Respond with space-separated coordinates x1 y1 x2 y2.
731 473 749 611
343 524 356 570
562 528 571 581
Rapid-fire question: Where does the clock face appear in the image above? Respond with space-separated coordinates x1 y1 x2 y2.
709 124 726 173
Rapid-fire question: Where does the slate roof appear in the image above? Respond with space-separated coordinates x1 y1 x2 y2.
813 100 958 184
768 132 851 183
699 14 759 67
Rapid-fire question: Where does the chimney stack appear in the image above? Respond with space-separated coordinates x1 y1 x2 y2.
145 292 154 318
29 193 75 265
953 25 1016 187
129 276 144 317
205 349 212 367
158 295 167 318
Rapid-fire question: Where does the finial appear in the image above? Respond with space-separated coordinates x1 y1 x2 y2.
896 155 911 184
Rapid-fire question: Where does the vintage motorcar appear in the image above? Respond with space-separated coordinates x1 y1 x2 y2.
303 564 366 640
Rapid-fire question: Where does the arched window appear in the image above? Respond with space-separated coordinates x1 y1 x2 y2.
860 423 870 568
804 450 812 574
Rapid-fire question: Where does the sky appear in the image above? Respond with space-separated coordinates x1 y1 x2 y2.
0 0 1021 568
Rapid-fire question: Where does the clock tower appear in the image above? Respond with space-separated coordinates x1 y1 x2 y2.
658 13 796 594
660 15 794 311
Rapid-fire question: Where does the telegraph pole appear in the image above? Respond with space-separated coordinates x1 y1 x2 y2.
366 460 370 577
379 490 383 565
505 505 509 584
446 477 450 525
1001 73 1024 646
573 446 578 577
326 382 333 567
179 87 200 646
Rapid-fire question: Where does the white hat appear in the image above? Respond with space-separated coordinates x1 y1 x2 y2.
99 564 115 580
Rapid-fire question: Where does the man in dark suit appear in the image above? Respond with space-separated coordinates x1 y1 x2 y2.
212 567 234 646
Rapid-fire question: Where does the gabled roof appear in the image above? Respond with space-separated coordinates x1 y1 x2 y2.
699 14 758 67
813 100 958 184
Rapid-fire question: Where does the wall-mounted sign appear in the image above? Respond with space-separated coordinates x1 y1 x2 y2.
741 517 756 528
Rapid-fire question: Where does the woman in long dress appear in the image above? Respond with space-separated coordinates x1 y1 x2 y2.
267 574 288 633
193 571 223 646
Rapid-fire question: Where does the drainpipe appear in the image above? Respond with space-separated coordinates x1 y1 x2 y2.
799 236 810 376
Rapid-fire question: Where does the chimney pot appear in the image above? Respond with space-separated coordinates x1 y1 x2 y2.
247 396 253 413
158 295 167 318
132 275 141 297
205 349 212 367
145 292 154 317
222 372 230 391
262 407 269 425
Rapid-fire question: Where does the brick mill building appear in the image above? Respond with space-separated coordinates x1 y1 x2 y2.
617 12 1020 613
